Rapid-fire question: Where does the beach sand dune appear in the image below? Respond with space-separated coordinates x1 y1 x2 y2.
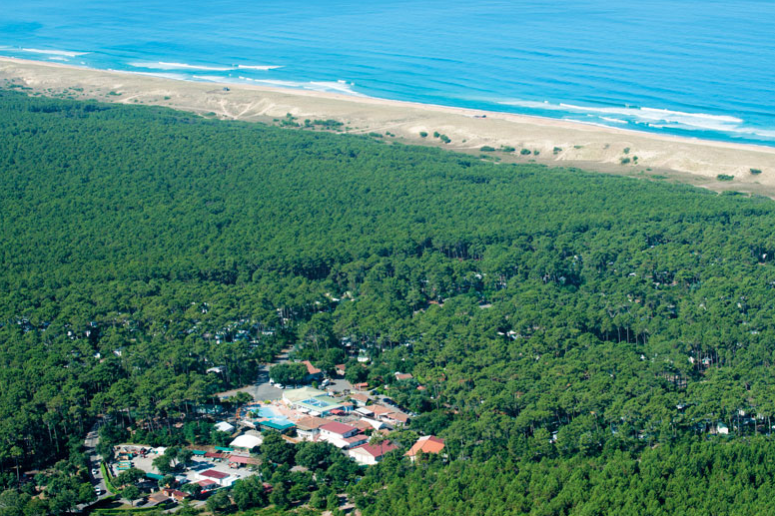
2 57 773 194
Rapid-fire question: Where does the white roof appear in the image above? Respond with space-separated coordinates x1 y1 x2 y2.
230 434 264 450
361 417 388 430
215 421 235 432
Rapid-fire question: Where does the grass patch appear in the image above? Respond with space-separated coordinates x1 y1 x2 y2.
101 462 118 494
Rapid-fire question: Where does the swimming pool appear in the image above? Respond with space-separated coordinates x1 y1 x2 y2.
255 406 293 426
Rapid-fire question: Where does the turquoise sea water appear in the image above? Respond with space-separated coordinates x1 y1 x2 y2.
1 0 774 145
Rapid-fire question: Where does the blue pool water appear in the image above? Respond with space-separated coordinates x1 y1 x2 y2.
1 0 774 145
255 406 292 426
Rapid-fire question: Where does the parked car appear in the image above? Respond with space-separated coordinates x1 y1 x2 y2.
91 468 98 477
94 487 102 495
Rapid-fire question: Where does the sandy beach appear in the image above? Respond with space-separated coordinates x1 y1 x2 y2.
2 56 774 194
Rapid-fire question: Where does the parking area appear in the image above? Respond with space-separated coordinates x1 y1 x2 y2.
113 446 258 486
217 365 284 402
326 377 354 394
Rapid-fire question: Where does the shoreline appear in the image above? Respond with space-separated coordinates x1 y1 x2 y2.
2 56 774 189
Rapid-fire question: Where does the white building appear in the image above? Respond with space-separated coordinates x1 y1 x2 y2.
319 422 367 449
347 441 399 466
229 433 264 451
196 469 232 487
214 421 235 433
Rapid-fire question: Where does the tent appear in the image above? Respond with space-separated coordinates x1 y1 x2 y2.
229 434 264 450
214 421 235 433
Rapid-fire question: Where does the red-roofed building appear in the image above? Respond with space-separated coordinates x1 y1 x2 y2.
342 434 369 448
405 435 445 461
197 480 218 491
320 422 359 438
302 361 323 383
395 372 414 381
348 441 399 465
162 488 189 502
228 455 259 467
320 422 363 448
365 404 396 419
335 364 346 376
295 416 330 441
385 412 411 425
147 492 171 506
197 469 232 486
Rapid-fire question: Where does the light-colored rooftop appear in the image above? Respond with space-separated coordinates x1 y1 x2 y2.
283 386 327 404
229 433 264 450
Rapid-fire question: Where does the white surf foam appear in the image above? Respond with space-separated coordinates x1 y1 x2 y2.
22 48 88 57
243 78 366 97
237 64 282 71
128 61 234 72
129 71 190 81
308 81 367 97
600 117 628 125
191 75 230 82
48 56 70 62
500 99 773 139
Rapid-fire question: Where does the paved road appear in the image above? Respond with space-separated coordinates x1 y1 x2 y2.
326 377 354 395
78 419 111 511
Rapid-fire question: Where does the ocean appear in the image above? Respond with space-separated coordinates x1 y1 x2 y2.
1 0 774 146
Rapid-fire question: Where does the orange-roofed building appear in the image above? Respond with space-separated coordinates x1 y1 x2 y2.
405 435 445 461
301 360 323 382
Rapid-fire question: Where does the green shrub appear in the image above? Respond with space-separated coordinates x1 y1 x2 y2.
500 146 515 153
750 168 762 175
419 131 428 138
553 147 563 154
440 135 451 144
480 146 496 152
101 462 118 494
623 147 630 154
520 149 531 156
717 174 734 181
620 157 631 165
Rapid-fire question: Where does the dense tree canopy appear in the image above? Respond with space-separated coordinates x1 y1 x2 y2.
3 89 775 513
